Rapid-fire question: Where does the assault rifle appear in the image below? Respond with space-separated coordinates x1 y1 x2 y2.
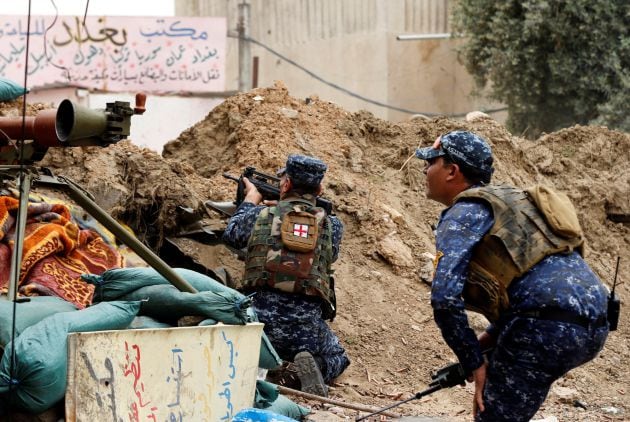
356 360 470 421
217 166 334 216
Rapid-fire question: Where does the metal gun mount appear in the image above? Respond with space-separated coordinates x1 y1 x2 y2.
0 93 146 164
0 93 198 301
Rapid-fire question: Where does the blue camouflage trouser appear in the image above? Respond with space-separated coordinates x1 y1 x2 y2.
477 317 608 422
252 290 350 383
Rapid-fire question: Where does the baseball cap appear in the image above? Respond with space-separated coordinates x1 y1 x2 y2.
277 154 327 188
415 130 494 183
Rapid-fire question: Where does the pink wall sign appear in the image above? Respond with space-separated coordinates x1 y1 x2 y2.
0 16 226 93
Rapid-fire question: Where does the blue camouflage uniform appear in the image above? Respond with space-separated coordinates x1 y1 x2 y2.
222 155 350 382
417 131 609 421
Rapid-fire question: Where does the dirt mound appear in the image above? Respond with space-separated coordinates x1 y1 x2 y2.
40 141 213 246
6 83 629 420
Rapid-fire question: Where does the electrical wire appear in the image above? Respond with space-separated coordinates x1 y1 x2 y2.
229 34 508 117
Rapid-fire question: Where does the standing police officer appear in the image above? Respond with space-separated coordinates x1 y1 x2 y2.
222 154 350 397
415 130 609 421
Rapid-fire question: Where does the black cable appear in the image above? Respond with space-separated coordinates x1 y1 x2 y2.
42 0 72 80
230 34 508 117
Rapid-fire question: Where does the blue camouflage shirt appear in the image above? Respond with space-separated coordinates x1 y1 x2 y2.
222 202 343 261
431 198 609 373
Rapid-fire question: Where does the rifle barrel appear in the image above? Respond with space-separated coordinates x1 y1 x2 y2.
223 173 240 182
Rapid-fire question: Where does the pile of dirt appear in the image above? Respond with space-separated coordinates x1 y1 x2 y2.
6 82 630 421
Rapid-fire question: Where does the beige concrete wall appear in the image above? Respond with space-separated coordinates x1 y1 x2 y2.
176 0 504 123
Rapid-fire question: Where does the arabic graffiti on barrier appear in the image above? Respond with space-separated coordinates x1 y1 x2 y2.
0 16 226 92
219 330 238 421
82 343 189 421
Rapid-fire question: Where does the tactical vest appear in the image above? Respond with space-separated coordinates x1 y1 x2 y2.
242 195 335 307
455 185 584 322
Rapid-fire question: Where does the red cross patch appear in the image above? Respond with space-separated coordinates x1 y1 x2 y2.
293 223 309 238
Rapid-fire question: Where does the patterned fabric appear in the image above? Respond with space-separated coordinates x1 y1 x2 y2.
0 196 123 308
430 194 609 419
277 154 327 188
416 130 494 183
252 290 350 383
242 197 335 305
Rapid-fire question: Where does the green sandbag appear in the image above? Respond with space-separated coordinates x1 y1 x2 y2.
0 296 77 347
254 380 310 419
0 301 141 414
0 78 27 101
258 331 282 370
83 268 282 369
82 267 240 301
116 284 251 325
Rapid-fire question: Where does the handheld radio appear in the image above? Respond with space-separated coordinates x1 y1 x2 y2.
607 256 621 331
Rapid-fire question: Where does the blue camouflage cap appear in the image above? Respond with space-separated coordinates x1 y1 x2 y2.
277 154 328 187
415 130 494 183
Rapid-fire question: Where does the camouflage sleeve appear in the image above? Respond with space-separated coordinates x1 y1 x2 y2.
431 200 494 373
329 215 344 262
222 202 265 249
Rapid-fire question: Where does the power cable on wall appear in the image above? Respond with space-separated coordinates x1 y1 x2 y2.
229 34 508 118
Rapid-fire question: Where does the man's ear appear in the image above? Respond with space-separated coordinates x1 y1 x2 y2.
281 177 292 195
316 184 323 196
445 162 460 181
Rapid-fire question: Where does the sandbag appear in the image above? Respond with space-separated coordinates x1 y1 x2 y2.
0 78 27 101
0 296 77 347
254 380 310 420
0 301 141 413
114 284 251 325
82 267 240 301
81 268 282 369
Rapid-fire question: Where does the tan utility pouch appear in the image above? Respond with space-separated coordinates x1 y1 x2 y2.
281 211 319 252
526 185 583 239
464 260 510 322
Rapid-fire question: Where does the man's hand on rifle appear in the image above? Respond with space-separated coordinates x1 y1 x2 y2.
242 177 263 205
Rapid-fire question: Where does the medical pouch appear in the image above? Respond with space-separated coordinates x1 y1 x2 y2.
280 210 319 253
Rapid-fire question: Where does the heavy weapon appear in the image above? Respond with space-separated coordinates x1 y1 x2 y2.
0 94 197 297
0 95 146 164
206 166 334 217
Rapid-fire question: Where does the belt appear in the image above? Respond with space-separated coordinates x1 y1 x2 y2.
517 308 607 329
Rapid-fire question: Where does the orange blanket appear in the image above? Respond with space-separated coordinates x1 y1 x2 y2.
0 196 123 308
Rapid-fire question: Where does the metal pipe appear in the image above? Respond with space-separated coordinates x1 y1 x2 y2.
396 33 451 41
0 110 59 147
237 1 252 92
7 171 32 301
